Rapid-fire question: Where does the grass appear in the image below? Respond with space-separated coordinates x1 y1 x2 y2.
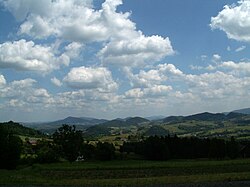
1 159 250 186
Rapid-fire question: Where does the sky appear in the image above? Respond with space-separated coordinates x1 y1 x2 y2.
0 0 250 122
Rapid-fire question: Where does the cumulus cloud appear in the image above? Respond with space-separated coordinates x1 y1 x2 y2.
2 0 133 42
0 75 6 87
0 78 54 109
99 35 174 67
219 61 250 75
211 0 250 42
144 85 172 96
63 66 118 92
2 0 174 68
157 63 183 76
64 42 83 58
124 63 183 88
125 88 143 98
51 77 62 87
0 39 74 73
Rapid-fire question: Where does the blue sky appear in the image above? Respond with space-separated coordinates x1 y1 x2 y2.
0 0 250 122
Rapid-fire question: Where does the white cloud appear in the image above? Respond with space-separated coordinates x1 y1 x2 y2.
185 71 250 100
212 54 221 63
51 77 63 87
2 0 174 69
0 74 6 87
33 88 50 98
211 0 250 42
0 39 73 73
63 66 118 92
144 85 172 97
125 85 172 99
125 88 144 98
0 78 53 109
99 35 174 67
157 63 183 76
11 78 37 88
2 0 133 42
124 63 182 88
124 67 166 88
235 45 246 52
219 61 250 75
64 42 83 58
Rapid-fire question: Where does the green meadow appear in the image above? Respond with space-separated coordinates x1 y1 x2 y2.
1 159 250 186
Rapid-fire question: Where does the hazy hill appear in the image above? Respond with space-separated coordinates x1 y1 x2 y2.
145 115 165 121
99 119 128 128
163 116 184 124
162 112 247 124
94 117 150 128
45 116 107 126
125 117 150 125
226 112 248 119
233 108 250 114
184 112 226 121
24 116 108 134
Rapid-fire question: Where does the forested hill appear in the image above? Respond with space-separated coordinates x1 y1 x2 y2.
0 121 43 137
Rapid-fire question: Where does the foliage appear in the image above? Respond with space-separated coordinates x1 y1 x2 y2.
84 125 111 138
53 124 83 162
0 125 22 169
144 125 169 137
80 143 96 160
35 140 59 164
143 136 170 160
121 135 243 160
0 121 42 137
95 142 116 161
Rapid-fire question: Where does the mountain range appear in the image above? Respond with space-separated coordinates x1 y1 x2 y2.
20 107 250 138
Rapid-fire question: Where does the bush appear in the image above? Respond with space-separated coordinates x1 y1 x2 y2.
36 146 59 163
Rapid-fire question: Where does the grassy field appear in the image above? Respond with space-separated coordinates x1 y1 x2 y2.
1 159 250 186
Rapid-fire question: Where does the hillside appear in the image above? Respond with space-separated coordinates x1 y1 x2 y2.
83 111 250 140
143 125 170 137
20 109 250 140
46 116 107 126
233 108 250 115
25 116 107 134
0 121 43 137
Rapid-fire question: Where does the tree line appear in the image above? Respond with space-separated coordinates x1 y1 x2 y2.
0 124 116 169
1 123 250 170
120 135 240 160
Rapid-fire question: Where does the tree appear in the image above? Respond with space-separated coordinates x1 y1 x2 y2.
80 143 95 160
143 136 170 160
95 142 115 161
53 125 83 162
0 125 22 169
209 138 226 159
35 139 59 163
226 137 239 159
